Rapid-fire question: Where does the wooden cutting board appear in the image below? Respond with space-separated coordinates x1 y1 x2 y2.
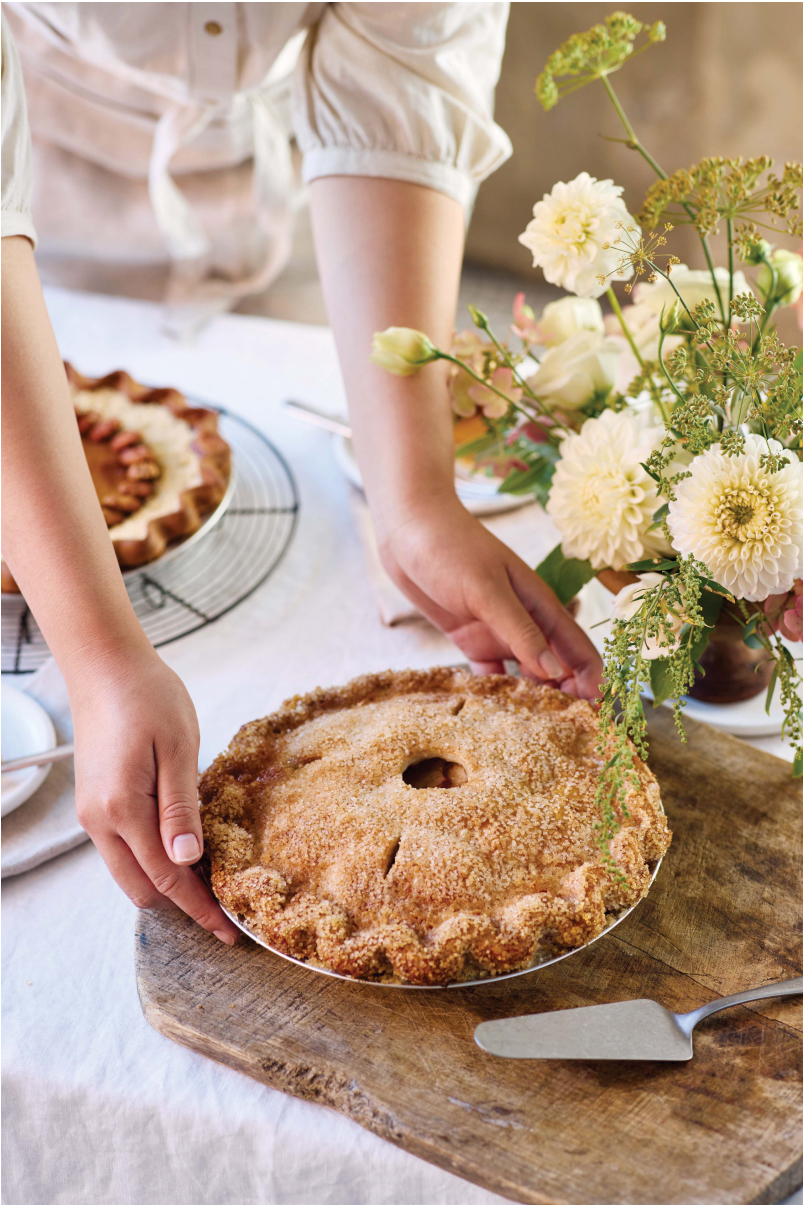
136 707 803 1205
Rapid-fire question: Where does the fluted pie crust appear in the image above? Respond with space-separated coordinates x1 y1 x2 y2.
1 365 231 594
200 668 671 986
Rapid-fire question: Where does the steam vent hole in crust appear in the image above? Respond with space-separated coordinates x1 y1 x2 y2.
402 757 468 789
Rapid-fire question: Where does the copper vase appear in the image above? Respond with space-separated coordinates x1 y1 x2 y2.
596 570 773 705
687 608 773 704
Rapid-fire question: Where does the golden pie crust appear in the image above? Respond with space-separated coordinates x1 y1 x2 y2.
1 365 231 594
200 668 671 986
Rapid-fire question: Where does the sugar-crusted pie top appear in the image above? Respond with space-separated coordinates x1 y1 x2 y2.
200 668 671 985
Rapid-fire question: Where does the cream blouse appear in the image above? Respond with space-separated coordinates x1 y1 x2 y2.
1 3 511 309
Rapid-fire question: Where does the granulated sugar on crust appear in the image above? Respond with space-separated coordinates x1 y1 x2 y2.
199 668 671 986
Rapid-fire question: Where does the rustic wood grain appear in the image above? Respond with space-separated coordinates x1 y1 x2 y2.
136 708 803 1205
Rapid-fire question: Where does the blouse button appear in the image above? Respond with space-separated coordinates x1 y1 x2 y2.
204 20 223 36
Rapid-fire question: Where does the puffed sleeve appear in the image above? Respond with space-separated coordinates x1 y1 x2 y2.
1 12 36 245
292 2 512 213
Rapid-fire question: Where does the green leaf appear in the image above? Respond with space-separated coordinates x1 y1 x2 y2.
765 665 779 715
498 461 554 496
535 543 596 606
744 633 764 650
647 502 670 533
640 461 661 483
625 557 678 574
699 579 734 602
700 590 724 628
454 433 504 458
793 748 803 778
649 657 674 707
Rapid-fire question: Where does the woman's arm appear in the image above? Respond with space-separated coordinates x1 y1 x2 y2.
309 177 602 700
1 236 237 942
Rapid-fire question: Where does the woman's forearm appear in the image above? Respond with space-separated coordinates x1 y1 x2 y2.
309 177 464 536
1 237 152 686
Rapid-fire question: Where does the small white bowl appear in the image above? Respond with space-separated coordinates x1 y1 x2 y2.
1 682 57 817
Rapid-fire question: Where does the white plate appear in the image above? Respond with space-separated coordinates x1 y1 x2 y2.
332 435 537 518
1 683 56 817
575 576 789 738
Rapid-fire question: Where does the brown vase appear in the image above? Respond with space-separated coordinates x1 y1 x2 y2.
597 571 773 705
687 608 774 704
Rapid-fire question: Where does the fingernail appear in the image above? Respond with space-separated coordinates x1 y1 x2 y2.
538 650 564 680
214 930 237 946
172 833 201 863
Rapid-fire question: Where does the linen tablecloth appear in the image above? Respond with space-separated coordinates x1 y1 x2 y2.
2 288 800 1205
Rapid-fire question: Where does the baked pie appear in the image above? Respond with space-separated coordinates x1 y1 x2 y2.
200 668 671 986
1 365 231 593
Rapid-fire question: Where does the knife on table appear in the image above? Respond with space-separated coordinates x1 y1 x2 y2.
474 975 803 1061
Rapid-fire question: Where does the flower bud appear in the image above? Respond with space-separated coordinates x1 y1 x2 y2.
659 301 681 334
758 248 803 307
370 328 438 376
742 238 772 266
467 304 490 331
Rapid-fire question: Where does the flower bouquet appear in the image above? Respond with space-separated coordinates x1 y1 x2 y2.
372 11 803 858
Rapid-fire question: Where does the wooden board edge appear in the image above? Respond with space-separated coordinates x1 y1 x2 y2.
749 1154 803 1205
135 933 570 1205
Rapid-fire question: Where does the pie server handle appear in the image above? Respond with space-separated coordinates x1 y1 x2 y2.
474 975 803 1061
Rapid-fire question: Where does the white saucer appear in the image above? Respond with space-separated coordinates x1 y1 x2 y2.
1 682 57 816
575 576 789 738
332 435 537 518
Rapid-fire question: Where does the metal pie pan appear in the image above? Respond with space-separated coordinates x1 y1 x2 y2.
121 463 237 581
206 856 664 990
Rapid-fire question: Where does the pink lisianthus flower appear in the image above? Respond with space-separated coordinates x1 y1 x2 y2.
517 417 557 445
512 292 541 343
467 367 523 420
763 580 803 640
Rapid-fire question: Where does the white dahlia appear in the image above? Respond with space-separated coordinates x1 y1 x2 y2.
519 173 638 299
667 437 803 601
546 409 669 570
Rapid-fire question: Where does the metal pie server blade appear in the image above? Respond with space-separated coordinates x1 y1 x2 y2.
475 999 692 1061
474 975 803 1061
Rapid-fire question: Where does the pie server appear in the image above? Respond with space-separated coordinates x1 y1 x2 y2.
474 974 803 1060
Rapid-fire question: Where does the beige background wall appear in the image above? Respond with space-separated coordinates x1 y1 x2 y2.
467 2 803 277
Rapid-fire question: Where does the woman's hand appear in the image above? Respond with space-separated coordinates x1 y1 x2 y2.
378 496 603 701
70 650 239 944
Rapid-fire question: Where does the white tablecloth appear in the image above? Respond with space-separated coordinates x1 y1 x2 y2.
2 288 801 1205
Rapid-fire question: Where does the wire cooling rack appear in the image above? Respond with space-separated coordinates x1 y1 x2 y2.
2 407 299 674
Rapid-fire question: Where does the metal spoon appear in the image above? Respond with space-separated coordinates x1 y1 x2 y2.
1 743 75 774
474 975 803 1061
284 399 352 438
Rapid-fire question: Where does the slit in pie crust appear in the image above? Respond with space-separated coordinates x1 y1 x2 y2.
200 668 671 986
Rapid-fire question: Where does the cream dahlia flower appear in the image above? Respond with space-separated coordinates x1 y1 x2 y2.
518 173 638 299
667 436 803 601
612 573 685 660
546 408 669 570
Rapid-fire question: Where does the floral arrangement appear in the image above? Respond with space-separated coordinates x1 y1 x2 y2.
371 12 803 865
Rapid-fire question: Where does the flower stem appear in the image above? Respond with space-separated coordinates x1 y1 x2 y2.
726 218 735 328
606 287 644 367
599 75 726 324
656 329 684 413
435 352 560 440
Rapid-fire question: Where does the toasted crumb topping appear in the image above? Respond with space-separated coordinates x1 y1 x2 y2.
200 668 670 985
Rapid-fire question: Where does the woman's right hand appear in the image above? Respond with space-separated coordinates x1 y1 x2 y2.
377 494 603 702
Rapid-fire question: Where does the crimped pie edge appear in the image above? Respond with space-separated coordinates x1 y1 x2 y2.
200 668 671 986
